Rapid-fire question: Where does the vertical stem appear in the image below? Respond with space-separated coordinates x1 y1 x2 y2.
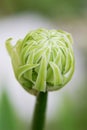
32 91 48 130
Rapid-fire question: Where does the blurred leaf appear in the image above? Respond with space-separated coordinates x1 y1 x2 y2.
0 91 25 130
57 82 87 130
0 0 87 18
58 94 76 130
46 80 87 130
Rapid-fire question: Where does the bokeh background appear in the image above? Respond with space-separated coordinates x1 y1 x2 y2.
0 0 87 130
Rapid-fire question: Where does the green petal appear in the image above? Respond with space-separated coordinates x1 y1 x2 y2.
33 55 47 92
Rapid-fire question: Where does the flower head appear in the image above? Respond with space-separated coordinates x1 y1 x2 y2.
6 28 75 95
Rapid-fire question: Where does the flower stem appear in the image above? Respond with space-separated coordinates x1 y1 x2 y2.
32 91 48 130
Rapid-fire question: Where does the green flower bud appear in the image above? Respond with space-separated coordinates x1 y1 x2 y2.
6 28 75 95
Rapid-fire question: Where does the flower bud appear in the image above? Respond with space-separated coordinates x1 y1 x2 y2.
6 28 75 95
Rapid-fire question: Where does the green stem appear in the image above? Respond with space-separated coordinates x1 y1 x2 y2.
32 92 48 130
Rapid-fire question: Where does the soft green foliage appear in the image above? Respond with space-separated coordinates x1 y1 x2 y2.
0 91 25 130
62 84 87 130
6 28 75 95
46 82 87 130
0 0 87 18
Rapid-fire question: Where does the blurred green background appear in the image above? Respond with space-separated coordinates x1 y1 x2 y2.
0 0 87 18
0 0 87 130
